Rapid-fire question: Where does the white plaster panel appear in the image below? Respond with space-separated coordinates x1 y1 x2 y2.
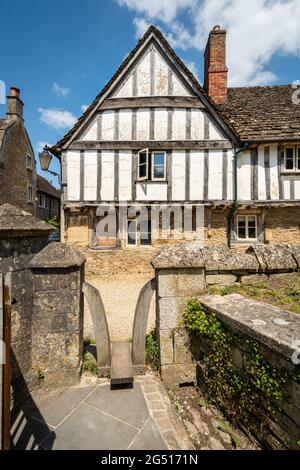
136 108 150 140
190 151 204 200
84 151 97 201
136 183 167 201
294 180 300 199
101 151 114 201
237 151 251 201
114 74 133 98
172 109 186 140
269 145 279 200
82 119 97 141
257 146 267 200
208 151 223 200
67 151 80 201
101 111 115 140
227 150 234 201
172 74 189 96
284 180 290 200
119 151 132 201
154 108 168 140
191 109 204 140
209 121 224 140
154 50 168 96
137 51 151 96
119 109 132 140
172 151 186 201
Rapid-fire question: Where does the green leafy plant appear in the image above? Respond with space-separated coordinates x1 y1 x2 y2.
82 350 98 376
218 420 240 449
183 299 290 426
145 329 160 371
47 216 60 231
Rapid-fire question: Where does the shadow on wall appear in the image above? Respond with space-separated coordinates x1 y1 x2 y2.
10 353 55 450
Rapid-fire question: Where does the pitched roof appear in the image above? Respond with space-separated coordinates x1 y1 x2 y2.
37 175 61 199
218 86 300 142
51 26 237 154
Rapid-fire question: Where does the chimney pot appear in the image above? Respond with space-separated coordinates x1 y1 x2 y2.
204 26 228 104
10 87 20 98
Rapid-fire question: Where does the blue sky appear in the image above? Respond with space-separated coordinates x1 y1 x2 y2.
1 0 299 187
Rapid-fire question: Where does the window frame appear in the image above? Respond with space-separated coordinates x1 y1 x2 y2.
27 184 34 204
38 193 46 208
126 219 138 247
236 215 258 241
137 148 149 181
26 153 33 170
284 146 300 173
140 218 152 247
151 151 167 181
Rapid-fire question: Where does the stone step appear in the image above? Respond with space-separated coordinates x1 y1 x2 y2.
110 341 134 386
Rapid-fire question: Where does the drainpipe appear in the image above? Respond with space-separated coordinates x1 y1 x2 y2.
227 143 250 247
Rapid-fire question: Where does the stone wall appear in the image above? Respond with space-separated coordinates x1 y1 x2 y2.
152 243 300 449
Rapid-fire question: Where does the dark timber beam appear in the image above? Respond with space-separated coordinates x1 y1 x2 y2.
69 140 233 151
99 96 204 110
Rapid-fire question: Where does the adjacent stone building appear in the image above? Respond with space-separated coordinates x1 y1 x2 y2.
37 175 61 221
0 87 37 215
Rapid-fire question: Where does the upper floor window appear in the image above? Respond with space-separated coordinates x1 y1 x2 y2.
284 147 300 172
237 215 257 241
138 149 166 182
26 153 33 170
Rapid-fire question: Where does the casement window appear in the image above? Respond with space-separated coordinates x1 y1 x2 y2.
152 152 166 181
140 219 152 246
38 193 46 208
237 215 257 241
126 218 152 247
26 154 33 170
27 185 33 203
137 149 166 181
284 147 300 172
138 149 149 181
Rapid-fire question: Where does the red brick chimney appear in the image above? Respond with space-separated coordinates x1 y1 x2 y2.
6 86 24 121
204 25 228 104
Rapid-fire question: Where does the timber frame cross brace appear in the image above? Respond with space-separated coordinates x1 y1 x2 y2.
82 278 156 385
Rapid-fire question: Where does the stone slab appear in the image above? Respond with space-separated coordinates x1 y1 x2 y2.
129 418 167 450
111 341 133 385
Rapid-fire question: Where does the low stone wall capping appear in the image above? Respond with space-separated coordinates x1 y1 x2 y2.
152 243 300 449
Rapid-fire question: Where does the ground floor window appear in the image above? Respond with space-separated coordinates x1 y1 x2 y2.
140 219 152 246
126 217 152 247
127 219 137 246
236 215 258 241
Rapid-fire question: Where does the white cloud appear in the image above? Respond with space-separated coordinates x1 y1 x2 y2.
133 17 152 38
81 104 89 112
52 82 71 98
185 61 199 80
38 108 77 130
116 0 300 86
37 141 51 153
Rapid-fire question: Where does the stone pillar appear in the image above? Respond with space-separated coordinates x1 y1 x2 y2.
0 204 53 395
30 243 85 387
152 244 206 386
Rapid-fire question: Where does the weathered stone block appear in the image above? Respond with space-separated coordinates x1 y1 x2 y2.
32 270 80 291
240 273 269 285
177 268 205 296
161 363 197 386
205 273 237 285
158 297 178 330
173 328 195 365
159 329 174 365
157 270 178 298
33 291 80 315
32 314 66 334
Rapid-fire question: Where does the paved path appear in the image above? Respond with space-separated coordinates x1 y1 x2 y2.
11 375 191 450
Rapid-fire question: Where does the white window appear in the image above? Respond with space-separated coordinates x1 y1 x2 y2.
26 154 33 170
38 194 46 208
27 185 33 203
284 147 300 172
138 149 149 181
127 219 137 246
237 215 257 241
140 219 152 246
152 152 166 181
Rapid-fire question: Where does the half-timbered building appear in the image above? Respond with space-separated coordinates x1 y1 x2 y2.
51 25 300 253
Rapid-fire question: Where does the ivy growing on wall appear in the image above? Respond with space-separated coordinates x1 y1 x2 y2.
183 299 292 426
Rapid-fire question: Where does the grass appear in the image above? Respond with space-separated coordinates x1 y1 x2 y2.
83 336 98 375
209 272 300 314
